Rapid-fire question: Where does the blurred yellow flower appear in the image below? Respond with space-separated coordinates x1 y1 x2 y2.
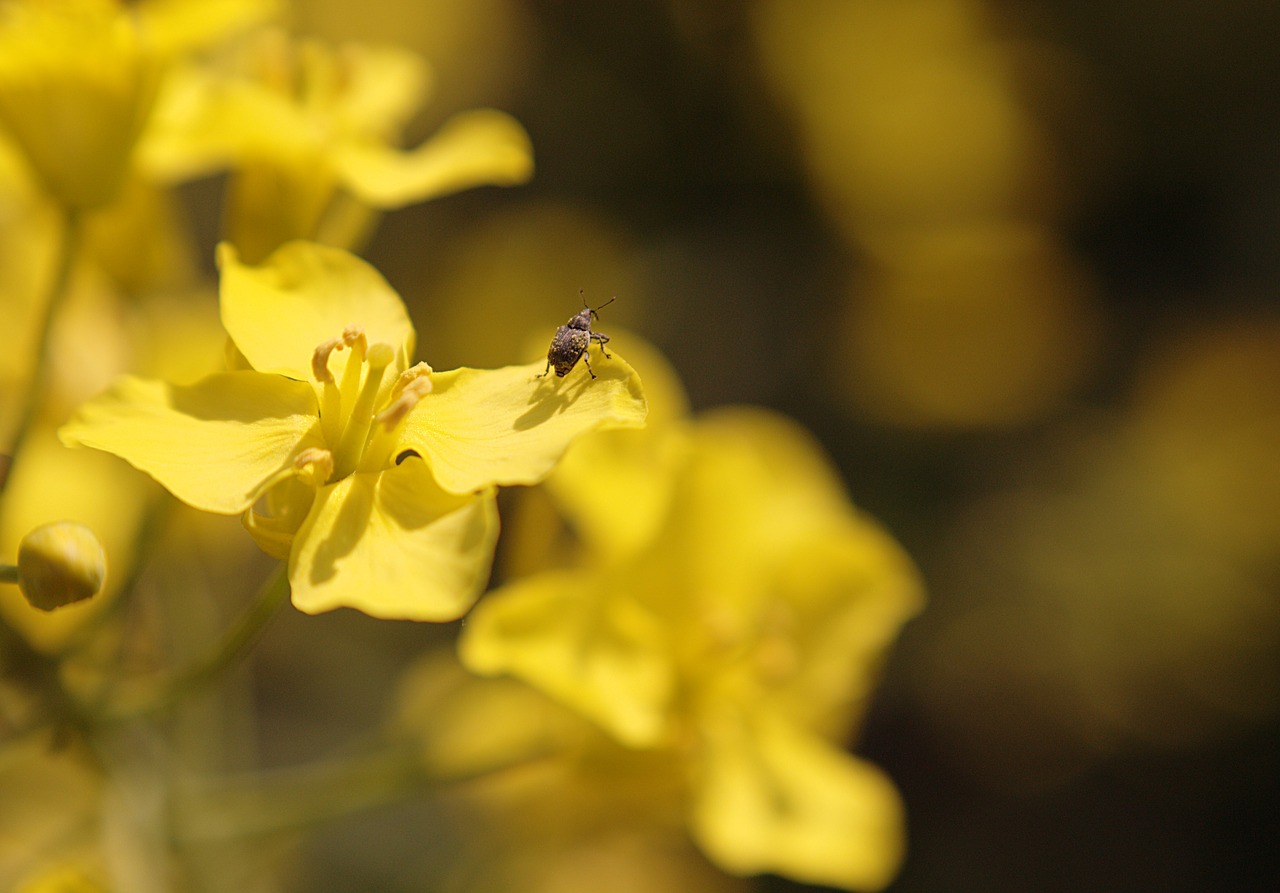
392 651 750 893
59 241 646 620
0 0 161 210
914 321 1280 787
0 0 270 211
13 867 107 893
0 738 103 890
750 0 1101 428
460 353 922 890
142 27 534 260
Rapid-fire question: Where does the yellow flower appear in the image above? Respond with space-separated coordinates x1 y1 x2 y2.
0 0 271 211
142 27 534 260
13 867 107 893
0 737 104 890
0 0 159 210
460 353 922 890
14 869 103 893
59 240 646 620
392 650 751 893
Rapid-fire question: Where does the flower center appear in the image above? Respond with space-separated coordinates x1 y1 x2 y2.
310 326 432 481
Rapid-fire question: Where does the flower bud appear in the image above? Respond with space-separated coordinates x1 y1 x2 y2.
17 521 107 611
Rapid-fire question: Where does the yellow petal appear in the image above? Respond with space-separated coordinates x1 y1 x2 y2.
142 32 428 181
768 523 924 737
288 458 498 621
58 371 322 514
217 241 415 380
459 571 673 747
691 407 860 546
399 356 647 495
140 62 305 182
545 329 691 559
334 109 533 209
392 651 594 785
328 42 431 138
0 0 162 210
0 739 103 893
140 0 278 57
14 866 108 893
690 712 906 891
641 407 865 616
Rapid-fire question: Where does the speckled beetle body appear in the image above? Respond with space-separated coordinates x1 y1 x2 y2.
539 291 615 380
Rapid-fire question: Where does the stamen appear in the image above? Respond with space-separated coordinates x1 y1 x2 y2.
311 337 343 383
342 325 367 348
313 336 346 444
376 362 433 428
242 507 295 560
253 446 336 498
330 341 394 480
390 362 434 400
294 447 335 485
338 326 368 412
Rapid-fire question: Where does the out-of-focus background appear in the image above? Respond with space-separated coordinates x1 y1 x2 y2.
227 0 1277 890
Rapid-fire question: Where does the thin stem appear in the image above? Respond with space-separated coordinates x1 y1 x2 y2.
176 745 424 842
175 739 561 843
100 563 292 721
2 209 82 496
0 565 17 585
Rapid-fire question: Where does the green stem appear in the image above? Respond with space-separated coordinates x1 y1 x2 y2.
0 564 17 585
2 209 82 496
176 745 424 842
100 563 291 721
175 740 559 843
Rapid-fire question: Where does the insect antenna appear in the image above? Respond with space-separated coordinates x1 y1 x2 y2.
578 288 616 317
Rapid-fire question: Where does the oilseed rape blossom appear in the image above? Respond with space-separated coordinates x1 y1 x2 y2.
0 0 269 212
0 0 160 211
461 371 923 890
142 26 533 260
59 240 647 621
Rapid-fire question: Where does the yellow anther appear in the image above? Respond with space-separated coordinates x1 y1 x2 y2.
376 363 433 428
338 326 370 401
342 324 367 348
390 362 434 400
311 337 344 383
376 378 432 428
294 447 335 484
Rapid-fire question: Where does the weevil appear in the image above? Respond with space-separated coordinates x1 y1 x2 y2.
539 290 615 380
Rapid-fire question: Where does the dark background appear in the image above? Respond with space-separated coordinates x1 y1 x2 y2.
272 1 1280 890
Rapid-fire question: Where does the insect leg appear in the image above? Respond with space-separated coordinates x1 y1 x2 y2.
590 331 612 358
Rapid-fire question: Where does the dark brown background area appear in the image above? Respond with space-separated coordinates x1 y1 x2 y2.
257 1 1280 890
